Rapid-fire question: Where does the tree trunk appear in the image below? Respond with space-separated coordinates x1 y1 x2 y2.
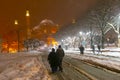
118 34 120 47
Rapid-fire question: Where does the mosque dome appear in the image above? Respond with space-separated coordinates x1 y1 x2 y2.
40 19 55 26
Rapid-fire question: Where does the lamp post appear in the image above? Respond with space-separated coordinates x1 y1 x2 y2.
90 26 93 48
14 20 20 52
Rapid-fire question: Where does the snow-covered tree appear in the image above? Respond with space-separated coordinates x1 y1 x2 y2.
108 19 120 47
107 0 120 47
86 0 114 48
24 39 41 51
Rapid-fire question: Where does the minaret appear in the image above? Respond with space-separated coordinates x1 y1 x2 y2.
14 20 20 52
26 10 31 39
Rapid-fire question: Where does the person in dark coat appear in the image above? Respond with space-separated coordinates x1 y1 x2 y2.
48 48 59 73
79 45 85 55
56 45 65 72
91 45 95 54
97 44 102 54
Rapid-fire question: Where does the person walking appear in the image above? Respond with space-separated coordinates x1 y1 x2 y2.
91 45 95 54
97 44 102 54
79 45 85 55
56 45 65 72
48 48 59 73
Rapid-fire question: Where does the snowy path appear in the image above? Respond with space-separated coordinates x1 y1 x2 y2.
42 52 120 80
65 47 120 73
66 52 120 73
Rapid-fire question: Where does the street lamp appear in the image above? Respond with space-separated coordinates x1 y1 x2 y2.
14 20 20 52
79 31 83 35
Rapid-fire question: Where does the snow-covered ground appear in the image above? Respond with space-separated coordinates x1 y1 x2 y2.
65 47 120 72
65 47 120 57
0 53 51 80
0 47 119 80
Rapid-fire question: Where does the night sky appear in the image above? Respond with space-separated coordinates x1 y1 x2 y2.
0 0 99 35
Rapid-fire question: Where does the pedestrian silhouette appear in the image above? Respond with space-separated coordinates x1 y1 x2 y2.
97 44 102 54
48 48 59 73
91 45 95 54
79 45 85 55
56 45 65 72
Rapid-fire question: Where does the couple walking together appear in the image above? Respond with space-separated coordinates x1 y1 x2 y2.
48 45 65 73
